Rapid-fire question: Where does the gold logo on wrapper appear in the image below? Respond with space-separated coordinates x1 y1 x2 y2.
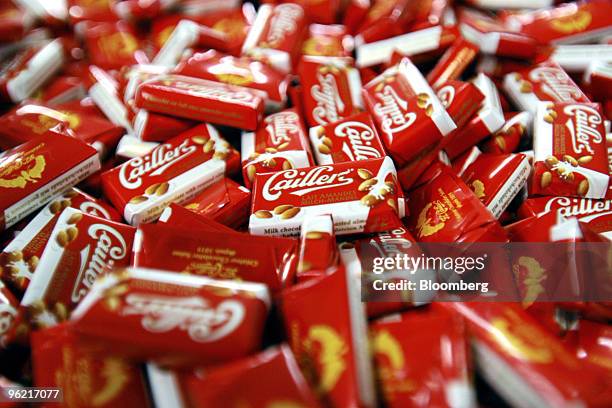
215 72 254 87
491 310 554 364
98 32 138 59
471 180 485 199
0 154 46 189
372 330 415 399
550 10 592 34
302 325 347 394
415 202 446 238
513 256 546 307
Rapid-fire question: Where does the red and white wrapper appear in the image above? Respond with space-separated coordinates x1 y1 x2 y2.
0 280 19 347
298 55 363 128
355 25 458 68
250 157 405 237
443 73 505 159
296 214 339 281
503 60 590 114
0 134 101 232
241 3 307 73
0 39 64 103
481 111 532 155
463 0 552 10
436 80 485 130
302 23 354 58
134 74 265 130
133 223 298 291
282 266 377 408
460 153 531 218
241 108 313 188
549 44 612 73
67 0 118 24
79 20 148 70
69 267 271 367
174 49 290 111
0 3 34 42
584 60 612 103
101 125 240 225
363 58 456 165
115 135 159 160
0 188 120 292
427 37 479 90
20 208 135 328
87 65 134 132
133 110 196 143
146 345 321 408
158 204 237 234
517 196 612 240
309 112 386 166
531 102 609 199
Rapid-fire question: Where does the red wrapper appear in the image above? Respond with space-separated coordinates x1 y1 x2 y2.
427 37 479 90
32 323 150 408
69 267 271 367
445 302 612 407
481 111 531 154
436 80 485 130
585 60 612 104
342 0 370 34
0 280 19 347
0 188 120 292
0 134 100 232
565 319 612 371
102 124 240 225
174 49 290 111
134 74 265 130
68 0 118 24
20 208 135 328
158 203 237 234
298 56 363 128
296 214 339 281
32 75 87 105
80 21 148 70
147 345 321 408
0 3 34 42
503 60 590 114
115 135 159 160
241 108 313 188
302 24 354 58
250 157 405 237
133 223 298 291
459 153 531 218
194 5 255 55
406 165 508 242
114 0 179 20
180 178 251 229
354 0 417 44
282 266 377 407
531 102 609 199
133 110 196 143
370 306 474 408
241 3 307 73
87 65 134 132
363 58 456 165
309 112 386 166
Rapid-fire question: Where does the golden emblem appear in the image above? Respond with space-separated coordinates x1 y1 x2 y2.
415 202 445 238
0 154 46 189
303 325 348 394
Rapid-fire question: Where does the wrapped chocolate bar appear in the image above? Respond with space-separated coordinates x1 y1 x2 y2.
249 157 405 237
584 60 612 103
115 135 159 160
298 55 363 128
503 60 590 113
309 112 386 166
147 345 321 408
79 21 148 70
302 24 354 58
0 39 64 103
370 306 475 408
70 267 271 367
282 267 377 407
564 319 612 371
133 110 196 143
0 133 101 232
241 3 307 73
241 108 313 188
158 204 237 234
459 153 530 218
352 0 416 43
436 80 485 130
0 2 34 42
102 124 240 225
481 111 531 155
174 49 290 111
363 58 456 165
87 65 134 133
531 102 609 199
134 74 265 130
67 0 118 24
427 38 479 90
32 323 150 408
0 188 120 292
133 223 298 290
20 208 135 328
0 280 19 347
296 214 339 281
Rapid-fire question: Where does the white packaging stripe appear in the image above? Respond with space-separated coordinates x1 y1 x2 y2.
308 126 332 165
533 102 554 160
116 135 159 159
487 156 530 219
347 67 364 109
459 24 500 55
550 217 583 242
502 74 541 113
133 110 148 140
467 0 552 9
89 83 134 132
240 131 256 160
551 45 612 72
146 364 186 408
551 26 612 46
474 74 505 132
153 20 199 66
301 214 333 236
241 5 271 54
132 229 143 263
157 206 173 222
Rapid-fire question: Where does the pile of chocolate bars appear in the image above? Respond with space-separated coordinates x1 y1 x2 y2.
0 0 611 406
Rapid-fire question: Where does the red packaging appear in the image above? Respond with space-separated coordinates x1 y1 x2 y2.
241 3 307 73
503 60 590 114
406 165 508 242
102 124 240 225
452 146 482 177
296 214 339 281
0 188 120 292
298 56 363 128
133 223 298 291
342 0 370 34
147 345 321 408
241 108 313 188
481 111 531 154
585 60 612 103
68 0 118 24
32 75 87 105
370 306 474 408
249 157 405 237
133 110 196 143
531 102 609 199
19 208 135 328
363 58 456 165
302 24 354 58
459 153 531 218
445 302 612 407
87 65 134 132
0 3 34 42
114 0 179 20
31 323 150 408
0 133 100 232
158 203 237 234
309 112 386 166
134 74 265 130
115 135 159 160
435 80 485 130
174 49 290 111
282 267 377 407
0 280 19 347
565 319 612 371
80 21 148 70
194 5 255 56
355 0 419 44
427 37 479 90
69 267 271 367
180 178 251 229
